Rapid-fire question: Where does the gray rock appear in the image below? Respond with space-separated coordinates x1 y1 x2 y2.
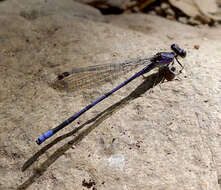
161 2 170 10
0 0 104 21
1 1 221 190
188 17 202 25
154 6 164 16
166 14 175 20
74 0 132 11
165 8 175 16
178 16 188 24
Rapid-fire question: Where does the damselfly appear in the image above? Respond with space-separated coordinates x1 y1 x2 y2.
36 44 186 145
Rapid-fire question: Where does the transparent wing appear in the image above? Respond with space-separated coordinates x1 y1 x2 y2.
51 56 153 92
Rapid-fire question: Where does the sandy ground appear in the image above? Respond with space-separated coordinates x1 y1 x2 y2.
0 0 221 190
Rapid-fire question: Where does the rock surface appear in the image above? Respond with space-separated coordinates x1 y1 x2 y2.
75 0 133 10
169 0 221 21
0 0 221 190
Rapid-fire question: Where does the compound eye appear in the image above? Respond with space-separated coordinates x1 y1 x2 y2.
171 44 186 58
181 50 187 58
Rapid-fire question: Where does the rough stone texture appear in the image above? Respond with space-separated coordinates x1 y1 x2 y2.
0 0 103 21
0 0 221 190
74 0 133 11
169 0 221 21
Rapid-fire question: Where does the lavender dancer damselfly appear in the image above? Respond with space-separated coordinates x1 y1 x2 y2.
36 44 186 145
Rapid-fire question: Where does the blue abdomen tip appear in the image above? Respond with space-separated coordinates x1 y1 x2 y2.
36 130 54 145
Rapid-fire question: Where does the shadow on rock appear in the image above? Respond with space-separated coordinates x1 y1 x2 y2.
18 68 168 190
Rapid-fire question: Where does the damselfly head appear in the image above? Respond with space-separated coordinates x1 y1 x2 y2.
171 44 186 58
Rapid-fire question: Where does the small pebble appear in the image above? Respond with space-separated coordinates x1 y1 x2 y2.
149 10 156 16
132 6 139 13
187 17 201 26
165 8 175 16
194 45 200 49
161 2 170 10
167 35 174 40
195 15 211 25
178 17 188 24
154 6 163 16
167 15 175 20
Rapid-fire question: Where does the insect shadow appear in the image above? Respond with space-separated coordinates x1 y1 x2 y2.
18 67 170 190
